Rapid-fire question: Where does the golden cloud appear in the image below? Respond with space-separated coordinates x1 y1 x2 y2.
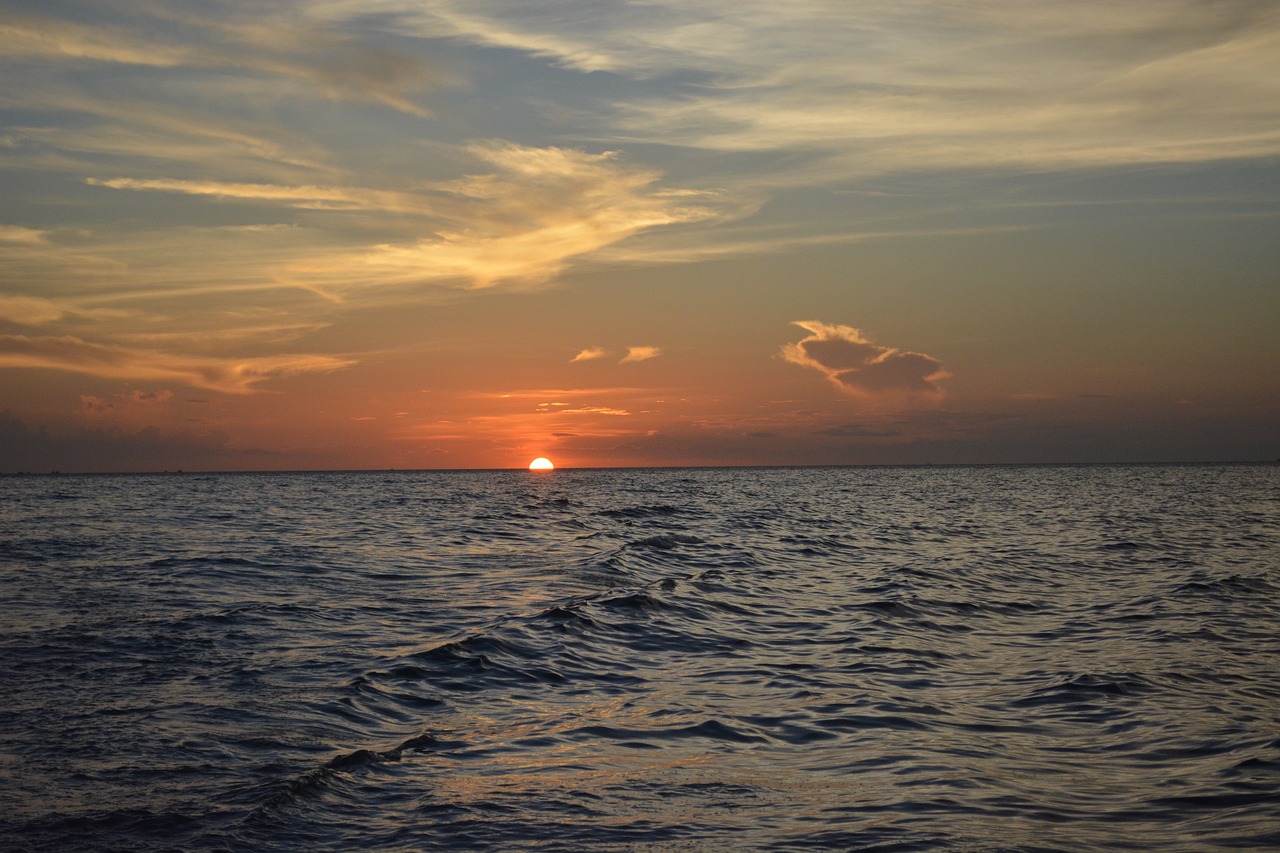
570 347 608 362
620 346 661 363
296 142 735 290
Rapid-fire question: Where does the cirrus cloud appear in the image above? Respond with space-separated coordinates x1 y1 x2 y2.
0 334 353 394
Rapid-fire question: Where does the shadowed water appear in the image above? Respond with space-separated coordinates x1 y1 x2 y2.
2 464 1278 851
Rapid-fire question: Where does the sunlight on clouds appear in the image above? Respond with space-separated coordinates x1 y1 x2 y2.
87 178 374 211
0 292 131 327
781 321 948 402
83 175 454 223
559 405 630 416
0 225 50 245
0 16 190 66
473 387 647 402
0 295 64 326
0 335 354 394
620 346 660 363
382 0 1280 176
0 8 441 115
291 142 736 290
1 0 1276 470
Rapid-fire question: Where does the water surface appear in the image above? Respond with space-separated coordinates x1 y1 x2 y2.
2 465 1278 850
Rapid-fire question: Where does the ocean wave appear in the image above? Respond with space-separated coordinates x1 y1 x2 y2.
2 464 1278 851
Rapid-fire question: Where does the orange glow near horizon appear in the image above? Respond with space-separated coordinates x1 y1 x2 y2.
1 4 1276 474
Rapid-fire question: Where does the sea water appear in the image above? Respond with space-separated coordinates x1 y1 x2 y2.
1 465 1277 851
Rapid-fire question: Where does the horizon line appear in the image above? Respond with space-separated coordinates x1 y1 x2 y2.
4 459 1276 477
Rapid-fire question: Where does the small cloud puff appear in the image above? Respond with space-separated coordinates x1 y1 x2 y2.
571 347 607 363
570 345 662 364
620 346 660 363
781 321 948 400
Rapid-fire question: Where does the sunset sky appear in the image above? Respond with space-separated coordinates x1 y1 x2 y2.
2 1 1277 471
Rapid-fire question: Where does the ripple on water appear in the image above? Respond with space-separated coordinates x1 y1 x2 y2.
1 464 1277 851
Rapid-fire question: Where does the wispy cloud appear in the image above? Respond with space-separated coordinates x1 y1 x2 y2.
781 321 948 401
0 295 65 326
86 178 379 211
0 293 132 327
620 346 661 363
0 8 442 115
571 347 607 362
288 142 740 290
558 405 630 416
0 15 191 67
369 1 1280 177
310 0 625 74
0 225 50 245
0 335 354 394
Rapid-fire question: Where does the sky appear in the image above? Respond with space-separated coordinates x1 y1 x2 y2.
1 0 1277 471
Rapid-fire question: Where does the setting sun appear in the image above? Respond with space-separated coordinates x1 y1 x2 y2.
528 457 555 471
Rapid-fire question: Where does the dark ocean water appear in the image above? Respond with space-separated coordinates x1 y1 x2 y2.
1 464 1278 852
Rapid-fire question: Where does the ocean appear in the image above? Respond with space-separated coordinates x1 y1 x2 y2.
1 464 1277 851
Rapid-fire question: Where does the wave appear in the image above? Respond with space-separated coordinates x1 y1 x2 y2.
4 465 1278 852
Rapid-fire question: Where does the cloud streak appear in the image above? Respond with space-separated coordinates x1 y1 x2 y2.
288 142 740 290
781 321 948 401
0 335 353 394
0 225 50 245
1 8 442 115
363 0 1280 178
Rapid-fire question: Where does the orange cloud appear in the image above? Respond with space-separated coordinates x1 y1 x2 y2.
620 346 661 363
781 321 949 400
571 347 607 362
0 335 353 394
558 406 631 416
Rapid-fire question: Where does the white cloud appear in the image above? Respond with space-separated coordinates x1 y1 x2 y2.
346 1 1280 176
